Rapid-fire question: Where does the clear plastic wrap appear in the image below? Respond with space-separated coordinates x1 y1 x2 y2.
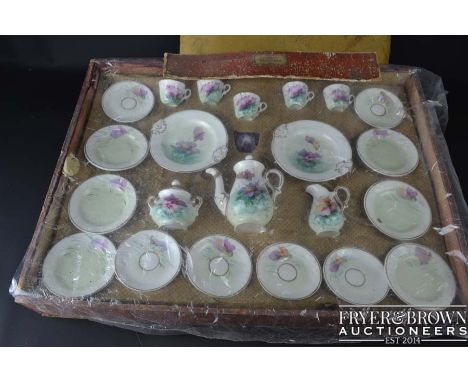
10 54 468 344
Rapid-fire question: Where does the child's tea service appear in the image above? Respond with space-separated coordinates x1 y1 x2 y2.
233 92 267 120
197 80 231 104
282 81 315 109
159 79 191 106
323 84 354 112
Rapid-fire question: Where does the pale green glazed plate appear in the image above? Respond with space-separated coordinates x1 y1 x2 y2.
42 233 116 298
364 180 432 240
357 128 419 177
385 243 456 308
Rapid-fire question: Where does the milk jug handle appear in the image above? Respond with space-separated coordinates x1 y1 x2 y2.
333 186 350 210
265 169 284 204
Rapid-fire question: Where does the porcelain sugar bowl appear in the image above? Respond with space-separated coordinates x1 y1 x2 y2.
205 155 284 233
148 180 203 230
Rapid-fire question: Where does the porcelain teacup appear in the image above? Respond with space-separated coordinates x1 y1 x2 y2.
233 92 267 121
159 79 191 107
323 84 354 112
282 81 315 109
197 80 231 104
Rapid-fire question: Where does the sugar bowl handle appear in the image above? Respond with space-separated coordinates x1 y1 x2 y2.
191 196 203 212
147 195 159 208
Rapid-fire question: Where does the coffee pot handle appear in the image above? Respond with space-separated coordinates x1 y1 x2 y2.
265 169 284 204
333 186 350 210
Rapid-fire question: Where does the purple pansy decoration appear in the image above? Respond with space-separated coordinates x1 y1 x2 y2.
289 84 306 98
110 126 127 139
329 256 344 272
110 178 128 191
213 237 236 256
150 237 167 251
172 141 199 155
165 84 183 100
415 247 432 265
162 194 187 211
193 127 205 142
91 237 109 251
201 81 219 95
268 246 290 261
331 88 349 102
373 129 389 139
132 85 147 99
305 136 316 145
237 97 255 110
238 169 255 180
398 186 418 201
241 181 263 198
298 149 322 163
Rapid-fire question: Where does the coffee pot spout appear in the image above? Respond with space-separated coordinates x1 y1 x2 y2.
205 167 229 216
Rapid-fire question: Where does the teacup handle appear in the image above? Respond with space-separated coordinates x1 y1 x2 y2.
258 102 268 113
191 196 203 211
147 196 159 208
348 94 355 105
333 186 350 210
222 84 231 96
265 169 284 204
306 90 315 103
183 88 192 101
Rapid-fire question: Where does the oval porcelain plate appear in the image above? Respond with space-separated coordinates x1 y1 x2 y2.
42 233 116 298
85 125 149 171
186 235 252 298
69 174 137 234
115 230 182 291
257 243 321 300
323 247 389 305
102 81 155 123
150 110 228 173
364 180 432 240
357 128 419 176
385 243 456 308
271 120 352 182
354 88 405 129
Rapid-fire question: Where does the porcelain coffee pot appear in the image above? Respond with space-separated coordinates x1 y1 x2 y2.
148 180 203 230
205 155 284 233
306 184 350 237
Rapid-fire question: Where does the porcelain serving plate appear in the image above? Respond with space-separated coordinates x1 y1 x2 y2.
271 120 352 182
364 180 432 240
357 128 419 176
186 235 252 298
42 233 116 298
150 110 228 173
69 174 137 234
323 247 389 304
354 88 405 129
115 230 182 291
257 243 321 300
85 125 149 171
385 243 456 308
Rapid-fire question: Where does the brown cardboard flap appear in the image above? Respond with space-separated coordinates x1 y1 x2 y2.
163 51 381 81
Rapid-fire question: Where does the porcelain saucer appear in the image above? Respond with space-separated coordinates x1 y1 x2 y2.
115 230 182 291
85 125 149 171
256 243 321 300
150 110 228 173
357 128 419 176
271 120 353 182
186 235 252 298
102 81 154 123
323 247 389 304
364 180 432 240
69 174 137 234
354 88 405 128
385 243 456 308
42 233 116 298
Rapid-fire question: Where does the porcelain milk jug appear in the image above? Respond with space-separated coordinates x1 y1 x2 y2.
306 184 350 237
206 155 284 233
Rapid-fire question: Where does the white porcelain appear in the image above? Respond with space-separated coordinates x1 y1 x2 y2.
101 81 154 123
306 184 350 238
115 230 182 291
84 125 149 171
68 174 137 234
385 243 456 308
233 92 267 120
364 180 432 240
42 233 116 298
150 110 228 173
186 235 252 298
354 88 405 128
271 120 353 182
282 81 314 109
324 247 389 305
257 243 321 300
357 128 419 176
148 180 203 230
323 84 354 112
197 80 231 104
205 155 284 234
159 79 191 107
